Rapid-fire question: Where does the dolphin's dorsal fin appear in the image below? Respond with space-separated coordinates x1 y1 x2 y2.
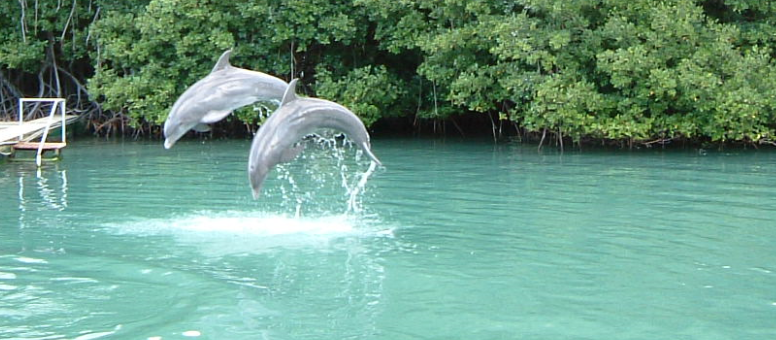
210 49 233 73
281 78 299 105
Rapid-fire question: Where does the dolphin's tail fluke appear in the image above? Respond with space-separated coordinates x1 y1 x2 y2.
361 142 382 166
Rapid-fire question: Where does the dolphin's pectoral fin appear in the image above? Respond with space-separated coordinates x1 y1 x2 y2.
192 123 211 132
201 110 232 124
280 143 305 163
211 49 233 73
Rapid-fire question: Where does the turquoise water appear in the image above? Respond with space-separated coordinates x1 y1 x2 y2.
1 138 776 339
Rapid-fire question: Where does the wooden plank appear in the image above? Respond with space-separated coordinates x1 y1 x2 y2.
0 120 53 142
0 115 78 144
13 142 68 151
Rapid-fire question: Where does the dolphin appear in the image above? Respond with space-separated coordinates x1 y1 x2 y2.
248 79 381 198
163 49 288 149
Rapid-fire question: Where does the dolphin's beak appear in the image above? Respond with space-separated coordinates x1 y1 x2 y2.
249 170 267 199
164 138 175 149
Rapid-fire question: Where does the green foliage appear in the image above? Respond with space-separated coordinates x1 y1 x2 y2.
0 0 102 81
88 0 382 127
88 0 236 125
315 65 404 126
2 0 776 144
592 0 776 142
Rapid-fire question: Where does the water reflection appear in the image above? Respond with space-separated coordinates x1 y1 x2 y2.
94 210 394 338
5 139 776 339
15 164 69 213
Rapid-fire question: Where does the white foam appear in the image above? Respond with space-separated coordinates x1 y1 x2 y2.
73 326 121 340
102 211 383 256
0 284 17 291
163 213 354 236
0 272 17 280
14 257 48 264
106 211 354 235
50 277 99 284
73 331 116 340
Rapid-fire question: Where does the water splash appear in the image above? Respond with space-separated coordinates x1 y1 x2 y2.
347 161 378 214
110 211 355 236
264 132 378 217
101 211 394 259
99 210 393 259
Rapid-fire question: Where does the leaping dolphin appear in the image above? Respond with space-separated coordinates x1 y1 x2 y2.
163 49 288 149
248 79 381 198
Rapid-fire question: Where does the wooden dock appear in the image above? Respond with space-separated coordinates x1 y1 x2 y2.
12 141 68 156
0 115 78 145
0 115 79 160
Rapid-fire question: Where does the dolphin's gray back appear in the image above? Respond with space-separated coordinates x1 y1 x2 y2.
187 68 286 114
165 67 287 135
208 68 287 101
271 98 379 166
292 98 372 146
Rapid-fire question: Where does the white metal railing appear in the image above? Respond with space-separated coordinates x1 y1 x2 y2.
18 98 67 166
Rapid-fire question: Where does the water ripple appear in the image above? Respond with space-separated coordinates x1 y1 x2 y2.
2 139 776 339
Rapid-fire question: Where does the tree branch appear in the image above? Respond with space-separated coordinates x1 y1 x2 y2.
61 0 77 42
18 0 27 43
48 43 63 97
85 7 100 45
